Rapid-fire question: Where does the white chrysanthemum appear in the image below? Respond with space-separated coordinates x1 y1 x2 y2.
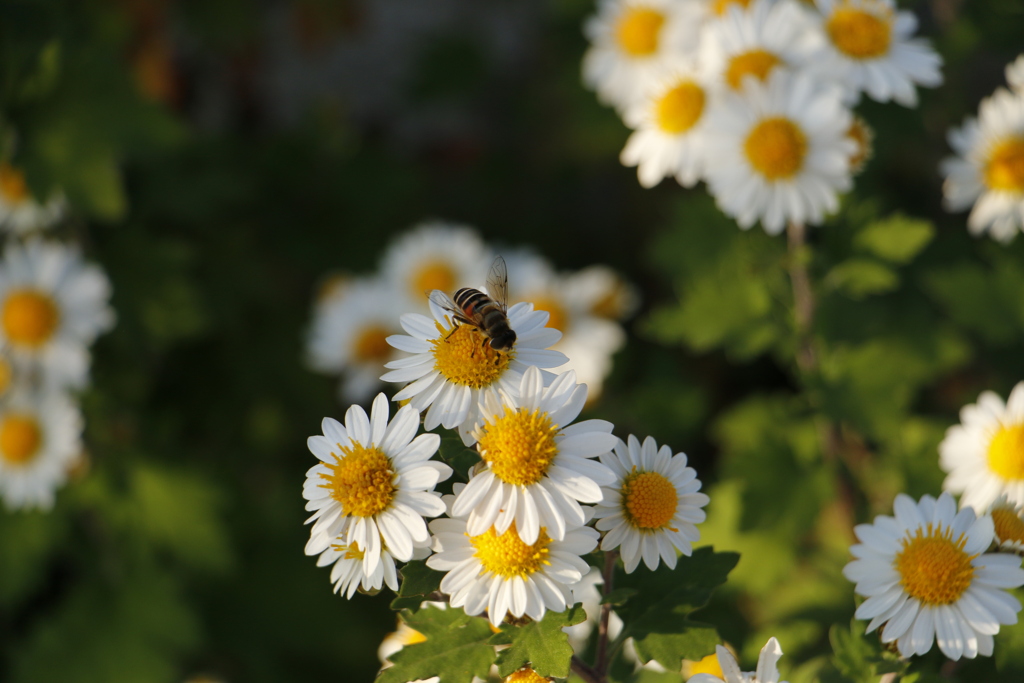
312 538 403 599
452 366 618 544
703 70 855 233
0 390 83 510
303 394 452 587
621 65 712 188
941 87 1024 242
505 252 625 402
688 638 788 683
426 500 600 628
380 221 492 311
989 496 1024 555
380 294 567 445
939 382 1024 512
699 0 825 93
564 264 640 323
811 0 942 107
844 492 1024 660
0 239 115 389
306 277 406 404
582 0 705 112
0 164 64 234
1007 55 1024 94
593 435 709 573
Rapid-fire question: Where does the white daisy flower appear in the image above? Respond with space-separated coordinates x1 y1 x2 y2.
688 637 788 683
941 86 1024 242
989 496 1024 555
0 238 115 389
703 70 855 234
939 382 1024 512
426 506 599 628
380 221 492 311
1007 54 1024 94
452 366 617 544
582 0 705 112
699 0 825 93
306 276 406 404
843 492 1024 660
380 292 567 445
593 435 709 572
303 394 453 585
0 163 64 234
812 0 942 107
0 390 83 510
564 264 640 323
312 536 402 598
620 65 712 188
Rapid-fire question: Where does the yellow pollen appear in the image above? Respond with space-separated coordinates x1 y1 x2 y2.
471 522 552 578
330 540 366 561
988 424 1024 481
431 322 511 388
353 325 392 363
0 163 30 204
478 408 559 487
504 667 551 683
712 0 752 15
826 6 892 60
744 117 808 181
320 444 396 517
615 7 665 57
985 137 1024 192
894 524 976 606
725 49 781 90
412 262 457 299
847 116 874 173
530 295 569 333
683 652 725 679
2 289 60 348
992 506 1024 547
655 81 705 134
621 468 678 530
0 413 43 466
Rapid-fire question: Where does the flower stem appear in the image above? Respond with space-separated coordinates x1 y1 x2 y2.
786 220 816 373
594 549 618 678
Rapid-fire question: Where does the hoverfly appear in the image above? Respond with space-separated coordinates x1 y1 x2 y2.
429 256 516 352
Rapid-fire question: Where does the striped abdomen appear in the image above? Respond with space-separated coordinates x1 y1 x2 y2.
453 287 516 351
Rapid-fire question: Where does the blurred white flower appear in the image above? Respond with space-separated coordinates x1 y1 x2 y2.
0 163 64 235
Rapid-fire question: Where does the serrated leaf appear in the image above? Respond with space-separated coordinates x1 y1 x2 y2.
825 259 899 299
377 606 496 683
389 560 444 610
830 620 907 682
854 215 934 263
493 606 586 678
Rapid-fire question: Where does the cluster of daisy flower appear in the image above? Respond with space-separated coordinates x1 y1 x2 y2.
843 380 1024 661
581 0 942 234
305 221 637 406
0 161 114 510
941 54 1024 241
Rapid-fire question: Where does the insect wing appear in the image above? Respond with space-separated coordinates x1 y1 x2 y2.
428 289 472 326
485 256 510 313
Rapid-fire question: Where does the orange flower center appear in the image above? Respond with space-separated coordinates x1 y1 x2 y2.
2 289 60 348
894 524 976 606
0 414 43 466
985 137 1024 193
615 7 665 57
725 49 781 90
826 6 892 60
744 117 807 180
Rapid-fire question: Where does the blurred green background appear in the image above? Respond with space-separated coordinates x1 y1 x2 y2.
2 0 1024 681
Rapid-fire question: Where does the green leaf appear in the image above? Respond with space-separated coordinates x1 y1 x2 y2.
825 259 899 299
601 587 639 606
390 560 444 611
376 606 496 683
0 509 68 606
830 620 907 682
492 606 586 678
614 547 739 670
854 215 934 263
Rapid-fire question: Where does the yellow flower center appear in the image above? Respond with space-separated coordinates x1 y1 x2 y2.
2 289 60 348
330 540 366 561
615 7 665 57
412 261 457 299
655 81 706 134
478 408 559 487
320 444 396 517
744 117 808 181
0 163 29 205
530 295 569 333
471 522 552 578
826 6 892 60
725 49 781 90
992 505 1024 547
431 321 512 388
988 424 1024 481
0 414 43 466
683 652 725 679
712 0 752 15
505 667 551 683
847 116 873 172
353 325 392 363
622 469 678 530
985 137 1024 193
894 524 976 606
